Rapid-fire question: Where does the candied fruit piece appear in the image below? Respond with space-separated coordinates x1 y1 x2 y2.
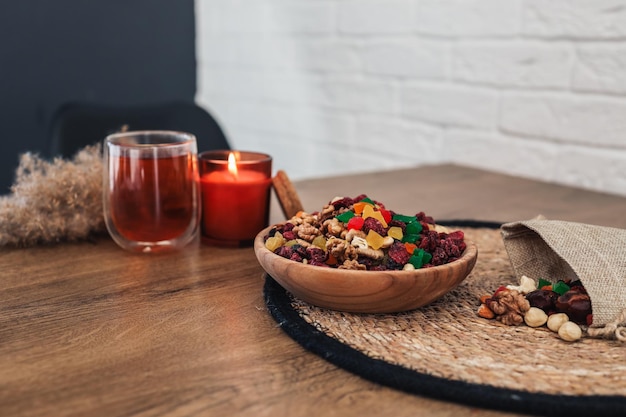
336 211 355 223
353 201 369 215
265 236 285 252
405 221 422 235
552 281 571 295
392 213 417 223
404 242 417 255
362 205 388 228
409 248 432 268
366 230 385 250
347 216 364 231
379 208 392 224
387 226 403 240
312 235 327 250
402 234 420 244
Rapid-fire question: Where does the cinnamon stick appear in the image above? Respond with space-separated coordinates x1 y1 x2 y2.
272 170 304 220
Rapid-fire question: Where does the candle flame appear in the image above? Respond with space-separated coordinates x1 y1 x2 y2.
227 152 238 177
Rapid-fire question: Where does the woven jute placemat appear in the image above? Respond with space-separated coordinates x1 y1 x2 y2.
263 221 626 417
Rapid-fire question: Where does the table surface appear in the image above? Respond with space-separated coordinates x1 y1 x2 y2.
2 164 625 417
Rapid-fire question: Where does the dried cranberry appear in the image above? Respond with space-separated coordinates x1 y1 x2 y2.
282 230 297 240
275 246 293 259
289 252 303 262
416 211 435 224
357 256 379 269
442 239 461 258
362 217 387 236
418 230 440 252
430 247 447 266
388 219 407 233
306 246 327 264
331 197 354 210
447 230 465 241
388 241 411 265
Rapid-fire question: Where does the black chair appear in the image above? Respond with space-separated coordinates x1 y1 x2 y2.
48 101 230 157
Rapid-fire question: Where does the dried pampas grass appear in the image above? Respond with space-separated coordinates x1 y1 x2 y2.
0 145 105 247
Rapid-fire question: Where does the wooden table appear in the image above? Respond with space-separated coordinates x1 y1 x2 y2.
2 164 625 417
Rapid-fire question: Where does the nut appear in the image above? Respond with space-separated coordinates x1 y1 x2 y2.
381 236 395 248
402 263 415 271
547 313 569 332
350 236 368 250
524 307 548 327
558 321 582 342
507 275 537 294
488 289 529 326
477 304 495 319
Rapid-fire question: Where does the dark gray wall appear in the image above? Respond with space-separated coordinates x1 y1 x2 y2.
0 0 196 194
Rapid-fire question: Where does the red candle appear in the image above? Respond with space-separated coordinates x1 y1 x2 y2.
199 151 272 246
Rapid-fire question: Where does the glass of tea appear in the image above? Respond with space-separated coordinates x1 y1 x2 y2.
103 130 200 253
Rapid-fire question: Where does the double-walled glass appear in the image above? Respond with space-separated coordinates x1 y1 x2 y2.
103 131 200 253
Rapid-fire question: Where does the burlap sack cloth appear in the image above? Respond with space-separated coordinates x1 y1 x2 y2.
501 219 626 341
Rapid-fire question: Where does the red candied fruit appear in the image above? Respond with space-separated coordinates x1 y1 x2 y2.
347 216 365 231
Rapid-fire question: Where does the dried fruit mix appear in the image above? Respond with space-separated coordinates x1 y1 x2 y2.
264 195 466 271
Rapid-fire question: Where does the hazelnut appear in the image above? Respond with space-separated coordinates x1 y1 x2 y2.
547 313 569 332
558 321 582 342
402 263 415 271
524 307 548 327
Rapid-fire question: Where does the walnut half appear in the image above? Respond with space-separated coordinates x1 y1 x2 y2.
488 289 530 326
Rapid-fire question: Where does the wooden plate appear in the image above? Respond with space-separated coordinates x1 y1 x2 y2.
254 226 478 313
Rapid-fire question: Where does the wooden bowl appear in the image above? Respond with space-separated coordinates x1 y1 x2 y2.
254 226 478 313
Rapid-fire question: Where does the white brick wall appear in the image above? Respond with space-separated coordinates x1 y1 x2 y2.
195 0 626 197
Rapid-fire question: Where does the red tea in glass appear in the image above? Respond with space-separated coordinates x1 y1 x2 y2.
103 131 200 252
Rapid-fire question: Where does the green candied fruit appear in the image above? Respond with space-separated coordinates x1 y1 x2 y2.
402 234 420 244
409 249 431 269
360 197 375 205
538 278 551 289
392 213 416 223
552 280 571 295
405 221 422 235
336 211 355 223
